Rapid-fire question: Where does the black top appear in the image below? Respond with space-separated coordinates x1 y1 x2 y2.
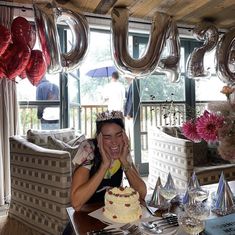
75 139 124 204
86 166 123 204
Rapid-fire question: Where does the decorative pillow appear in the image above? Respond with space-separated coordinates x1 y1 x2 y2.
66 134 86 146
47 136 80 160
27 128 76 147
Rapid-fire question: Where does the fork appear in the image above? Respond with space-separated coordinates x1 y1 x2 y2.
120 223 131 230
87 229 124 235
120 223 141 235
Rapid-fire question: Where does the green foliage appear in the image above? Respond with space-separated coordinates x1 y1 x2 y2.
19 107 39 134
140 74 185 101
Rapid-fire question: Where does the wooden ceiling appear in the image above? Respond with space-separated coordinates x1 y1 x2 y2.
6 0 235 30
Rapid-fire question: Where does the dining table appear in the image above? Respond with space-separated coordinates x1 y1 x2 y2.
66 180 235 235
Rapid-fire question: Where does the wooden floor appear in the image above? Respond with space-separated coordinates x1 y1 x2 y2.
0 215 41 235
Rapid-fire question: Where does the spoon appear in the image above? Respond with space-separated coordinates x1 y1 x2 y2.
141 215 178 229
141 217 178 234
141 223 178 234
141 221 156 230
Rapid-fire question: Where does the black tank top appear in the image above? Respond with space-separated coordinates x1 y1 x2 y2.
86 166 123 204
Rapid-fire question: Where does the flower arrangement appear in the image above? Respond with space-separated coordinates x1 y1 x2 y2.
182 85 235 162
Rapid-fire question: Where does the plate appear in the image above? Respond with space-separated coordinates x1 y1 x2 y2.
88 205 154 225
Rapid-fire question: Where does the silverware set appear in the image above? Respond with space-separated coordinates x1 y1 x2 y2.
87 223 141 235
87 215 179 235
140 215 179 234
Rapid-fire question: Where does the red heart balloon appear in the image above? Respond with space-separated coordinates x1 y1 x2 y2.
11 16 36 49
2 41 31 80
0 24 11 56
19 70 27 79
26 49 47 86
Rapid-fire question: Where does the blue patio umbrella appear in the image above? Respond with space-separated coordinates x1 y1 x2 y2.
85 60 117 78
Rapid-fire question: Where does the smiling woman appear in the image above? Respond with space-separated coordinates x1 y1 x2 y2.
61 110 147 234
70 110 147 211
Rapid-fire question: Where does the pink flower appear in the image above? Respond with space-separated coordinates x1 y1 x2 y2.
181 119 202 142
196 111 224 142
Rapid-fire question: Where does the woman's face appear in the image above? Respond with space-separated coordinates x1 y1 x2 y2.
101 123 124 159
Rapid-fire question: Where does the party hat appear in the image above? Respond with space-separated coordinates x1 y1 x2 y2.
148 177 168 209
213 179 235 215
191 171 201 189
164 172 176 189
216 171 225 199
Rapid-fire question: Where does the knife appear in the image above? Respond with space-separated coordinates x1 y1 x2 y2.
87 228 124 235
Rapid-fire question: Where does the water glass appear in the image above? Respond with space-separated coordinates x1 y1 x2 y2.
178 212 205 235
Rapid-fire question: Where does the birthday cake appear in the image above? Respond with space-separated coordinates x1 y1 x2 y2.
103 187 142 223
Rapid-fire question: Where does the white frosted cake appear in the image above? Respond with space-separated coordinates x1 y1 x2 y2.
103 187 142 223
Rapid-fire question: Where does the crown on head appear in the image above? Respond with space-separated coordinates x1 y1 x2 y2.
96 110 124 122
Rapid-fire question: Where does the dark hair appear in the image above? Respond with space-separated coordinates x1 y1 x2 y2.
112 71 119 79
89 118 125 176
96 118 125 136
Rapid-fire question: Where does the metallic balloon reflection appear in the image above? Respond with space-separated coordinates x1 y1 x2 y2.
111 7 171 78
156 20 181 83
33 2 62 74
33 2 90 74
56 7 89 72
187 22 219 80
216 27 235 84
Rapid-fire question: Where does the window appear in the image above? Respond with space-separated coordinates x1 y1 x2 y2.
195 49 226 101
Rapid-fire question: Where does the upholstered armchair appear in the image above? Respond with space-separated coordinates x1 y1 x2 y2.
147 125 235 189
9 128 84 235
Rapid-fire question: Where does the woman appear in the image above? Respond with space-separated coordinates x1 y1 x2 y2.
71 110 147 211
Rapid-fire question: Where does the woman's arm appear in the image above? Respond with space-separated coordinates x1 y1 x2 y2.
70 164 107 211
119 132 147 200
71 134 112 211
120 159 147 200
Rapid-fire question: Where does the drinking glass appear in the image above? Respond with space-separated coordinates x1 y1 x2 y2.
159 185 178 217
184 202 210 220
178 212 205 235
188 187 209 204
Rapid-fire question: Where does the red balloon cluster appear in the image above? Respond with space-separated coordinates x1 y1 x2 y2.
0 16 47 85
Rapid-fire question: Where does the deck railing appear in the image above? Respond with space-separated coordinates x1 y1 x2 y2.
18 102 208 149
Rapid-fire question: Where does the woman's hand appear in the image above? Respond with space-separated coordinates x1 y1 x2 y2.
97 133 112 169
119 131 130 163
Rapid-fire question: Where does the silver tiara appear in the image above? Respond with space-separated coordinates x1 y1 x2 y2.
96 110 124 122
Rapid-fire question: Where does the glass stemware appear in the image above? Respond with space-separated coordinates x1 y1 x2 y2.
178 212 205 235
159 173 178 217
188 188 209 203
184 202 210 220
188 187 209 205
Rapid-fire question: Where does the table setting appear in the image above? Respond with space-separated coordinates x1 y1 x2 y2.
86 173 181 234
87 172 235 235
146 172 235 235
87 207 180 235
67 172 235 235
